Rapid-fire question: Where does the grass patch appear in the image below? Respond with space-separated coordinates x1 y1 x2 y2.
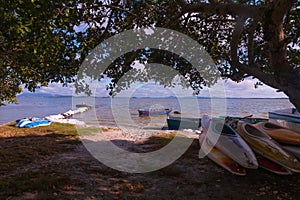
0 122 77 138
76 126 103 136
141 132 194 151
0 170 72 199
0 122 106 174
145 132 176 146
0 122 83 174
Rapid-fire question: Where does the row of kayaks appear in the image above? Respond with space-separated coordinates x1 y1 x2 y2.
137 107 300 175
199 115 300 175
166 115 268 130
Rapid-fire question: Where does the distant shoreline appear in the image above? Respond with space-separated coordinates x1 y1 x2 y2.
17 93 289 99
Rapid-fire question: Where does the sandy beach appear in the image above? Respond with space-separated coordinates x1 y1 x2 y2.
0 122 299 199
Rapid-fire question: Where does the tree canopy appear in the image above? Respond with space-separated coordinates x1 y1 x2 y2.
1 0 299 110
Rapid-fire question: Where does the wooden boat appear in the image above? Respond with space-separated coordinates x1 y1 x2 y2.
201 115 258 169
216 115 268 130
255 154 292 175
76 104 92 109
269 108 300 124
167 116 201 130
269 108 300 132
282 145 300 160
199 133 246 176
218 115 268 124
237 122 300 173
254 122 300 145
138 108 172 116
269 118 300 133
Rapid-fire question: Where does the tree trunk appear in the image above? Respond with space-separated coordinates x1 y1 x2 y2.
284 86 300 111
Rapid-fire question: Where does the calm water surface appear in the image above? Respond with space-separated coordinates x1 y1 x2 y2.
0 95 293 128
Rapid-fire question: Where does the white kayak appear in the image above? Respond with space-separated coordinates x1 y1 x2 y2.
201 115 258 169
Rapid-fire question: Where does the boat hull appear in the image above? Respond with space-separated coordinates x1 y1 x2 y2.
201 115 258 169
167 116 201 130
282 145 300 160
256 154 292 175
138 108 172 116
16 118 51 128
237 122 300 173
269 108 300 124
199 134 246 176
254 122 300 145
269 119 300 133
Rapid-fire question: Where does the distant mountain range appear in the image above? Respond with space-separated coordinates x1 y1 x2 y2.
17 93 70 97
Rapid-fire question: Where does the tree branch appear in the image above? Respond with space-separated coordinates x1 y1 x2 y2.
271 0 296 24
247 19 258 65
175 0 188 7
230 17 247 64
229 17 247 80
237 63 282 90
181 2 265 19
164 10 186 28
179 13 235 23
264 0 295 80
105 4 137 17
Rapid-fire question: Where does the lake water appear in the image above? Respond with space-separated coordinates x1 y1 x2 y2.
0 94 293 128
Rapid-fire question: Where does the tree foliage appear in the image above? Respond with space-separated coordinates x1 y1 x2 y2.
1 0 299 109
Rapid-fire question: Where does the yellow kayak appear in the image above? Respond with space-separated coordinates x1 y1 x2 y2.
254 122 300 145
237 122 300 173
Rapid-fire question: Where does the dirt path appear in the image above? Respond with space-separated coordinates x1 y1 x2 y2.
1 128 300 199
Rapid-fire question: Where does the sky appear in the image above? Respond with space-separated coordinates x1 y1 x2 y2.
27 77 288 99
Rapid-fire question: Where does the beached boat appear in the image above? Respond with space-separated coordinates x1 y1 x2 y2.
76 104 92 108
199 133 247 176
282 145 300 160
269 119 300 133
216 115 268 130
16 118 51 128
269 108 300 132
138 108 172 116
218 115 268 124
201 115 258 169
253 122 300 145
269 108 300 123
237 122 300 173
255 154 292 175
167 116 201 130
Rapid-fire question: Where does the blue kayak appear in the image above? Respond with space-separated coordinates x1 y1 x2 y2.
16 118 51 128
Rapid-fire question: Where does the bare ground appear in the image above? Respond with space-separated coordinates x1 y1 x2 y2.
0 126 299 200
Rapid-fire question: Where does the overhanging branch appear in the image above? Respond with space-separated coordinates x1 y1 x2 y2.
271 0 296 24
236 63 281 90
247 19 258 65
175 0 188 7
178 2 265 19
230 17 247 64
